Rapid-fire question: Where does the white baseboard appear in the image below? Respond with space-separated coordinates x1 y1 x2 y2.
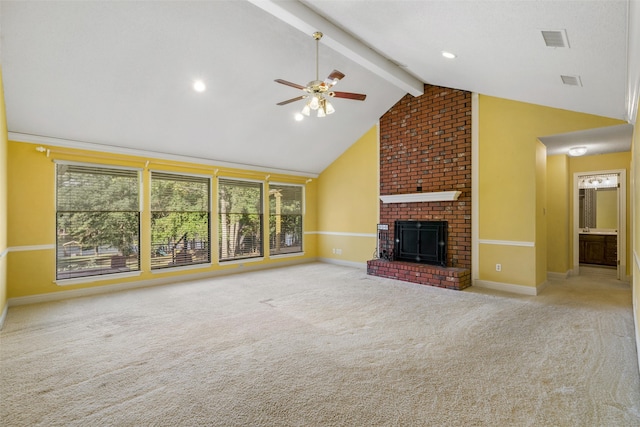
8 258 318 307
473 279 538 296
318 257 367 270
547 271 570 280
0 302 8 330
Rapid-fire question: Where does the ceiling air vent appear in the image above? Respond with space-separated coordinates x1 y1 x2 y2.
561 75 582 86
541 29 569 48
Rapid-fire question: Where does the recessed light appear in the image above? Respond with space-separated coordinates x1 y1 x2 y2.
441 51 456 59
193 80 206 93
294 113 304 121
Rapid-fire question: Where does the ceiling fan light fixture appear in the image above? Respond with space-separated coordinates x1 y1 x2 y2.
568 146 587 156
275 32 366 117
309 95 320 110
325 100 335 115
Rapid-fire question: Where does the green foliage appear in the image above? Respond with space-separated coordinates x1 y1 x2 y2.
218 181 263 259
151 177 210 246
58 212 139 255
57 168 140 254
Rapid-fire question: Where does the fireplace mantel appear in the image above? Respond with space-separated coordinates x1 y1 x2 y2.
380 191 461 204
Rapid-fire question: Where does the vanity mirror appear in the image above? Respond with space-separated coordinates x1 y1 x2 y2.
578 173 618 230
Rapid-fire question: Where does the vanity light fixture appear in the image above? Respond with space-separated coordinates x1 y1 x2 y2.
568 146 587 156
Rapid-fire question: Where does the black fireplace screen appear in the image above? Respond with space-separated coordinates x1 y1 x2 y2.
394 220 447 266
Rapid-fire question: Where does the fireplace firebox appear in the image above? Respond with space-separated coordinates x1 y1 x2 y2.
394 220 448 266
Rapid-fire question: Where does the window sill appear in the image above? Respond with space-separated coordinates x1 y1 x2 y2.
150 263 213 274
269 252 305 259
218 257 264 266
55 270 142 286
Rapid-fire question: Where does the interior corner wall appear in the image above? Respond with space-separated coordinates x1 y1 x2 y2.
477 94 626 291
546 154 570 275
633 98 640 378
626 0 640 376
316 125 379 266
0 68 8 327
535 140 547 285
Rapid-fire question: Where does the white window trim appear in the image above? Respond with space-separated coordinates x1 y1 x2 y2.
55 162 142 281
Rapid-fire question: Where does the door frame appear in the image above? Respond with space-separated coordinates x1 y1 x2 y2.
572 169 626 280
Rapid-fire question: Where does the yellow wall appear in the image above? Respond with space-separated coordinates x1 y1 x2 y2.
316 125 379 264
535 140 547 284
6 140 317 299
632 100 640 375
547 154 570 274
597 189 618 229
478 95 626 290
0 69 8 322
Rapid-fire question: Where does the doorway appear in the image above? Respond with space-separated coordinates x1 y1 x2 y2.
573 169 626 280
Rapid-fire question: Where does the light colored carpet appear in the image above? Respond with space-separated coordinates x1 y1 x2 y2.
1 262 639 426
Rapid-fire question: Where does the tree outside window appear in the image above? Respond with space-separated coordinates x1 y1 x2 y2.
218 179 263 261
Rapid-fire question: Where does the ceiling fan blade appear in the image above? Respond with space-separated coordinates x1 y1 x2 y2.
331 91 367 101
274 79 306 90
276 95 306 106
326 70 345 86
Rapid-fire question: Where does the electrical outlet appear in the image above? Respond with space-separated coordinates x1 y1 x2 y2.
336 249 342 255
496 264 502 272
332 248 336 254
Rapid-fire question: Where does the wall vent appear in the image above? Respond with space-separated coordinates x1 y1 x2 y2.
541 29 569 48
561 75 582 86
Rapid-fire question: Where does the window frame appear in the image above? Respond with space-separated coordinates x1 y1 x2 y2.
150 170 212 270
54 161 142 282
268 182 304 257
217 177 265 263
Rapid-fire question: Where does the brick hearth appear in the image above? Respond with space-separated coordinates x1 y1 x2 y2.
367 84 472 289
367 259 471 290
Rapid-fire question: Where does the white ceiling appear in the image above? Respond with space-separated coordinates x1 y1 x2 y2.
0 1 634 176
540 123 633 156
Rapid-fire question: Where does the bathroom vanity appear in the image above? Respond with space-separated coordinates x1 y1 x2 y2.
579 231 617 266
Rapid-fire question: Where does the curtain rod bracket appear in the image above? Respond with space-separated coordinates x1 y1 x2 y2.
35 146 50 157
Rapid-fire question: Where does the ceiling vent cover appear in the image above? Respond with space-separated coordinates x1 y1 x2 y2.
561 75 582 86
541 30 569 48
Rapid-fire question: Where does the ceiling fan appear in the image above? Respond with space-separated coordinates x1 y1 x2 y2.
275 31 366 118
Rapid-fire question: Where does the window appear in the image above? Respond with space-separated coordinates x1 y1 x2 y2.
218 178 263 261
56 164 140 280
150 172 211 269
269 184 303 255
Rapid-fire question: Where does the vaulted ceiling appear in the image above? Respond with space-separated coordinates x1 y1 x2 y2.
0 1 635 176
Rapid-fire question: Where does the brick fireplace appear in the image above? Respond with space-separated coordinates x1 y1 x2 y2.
367 85 472 290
